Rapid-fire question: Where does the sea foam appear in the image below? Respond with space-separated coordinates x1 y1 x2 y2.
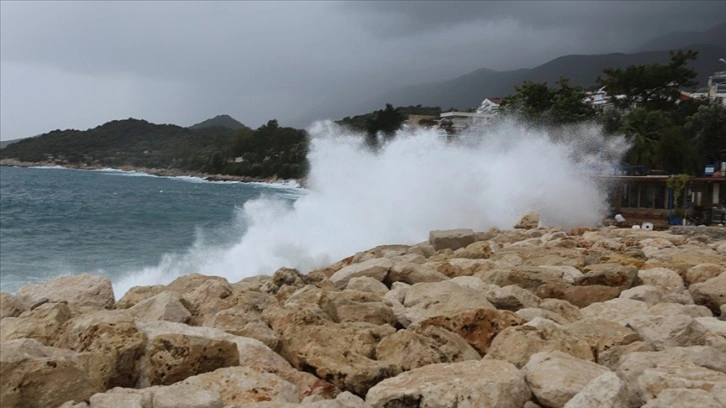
113 119 627 296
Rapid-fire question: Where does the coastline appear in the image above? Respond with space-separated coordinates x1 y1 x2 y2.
0 158 303 187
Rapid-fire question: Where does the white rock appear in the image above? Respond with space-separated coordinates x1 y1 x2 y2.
329 258 393 289
366 359 530 408
564 371 627 408
523 350 610 408
153 384 223 408
638 268 685 294
15 274 114 309
624 314 706 351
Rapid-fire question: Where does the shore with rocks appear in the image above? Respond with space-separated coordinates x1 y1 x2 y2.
1 213 725 408
0 159 301 186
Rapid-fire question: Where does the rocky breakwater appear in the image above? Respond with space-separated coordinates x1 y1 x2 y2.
2 213 726 408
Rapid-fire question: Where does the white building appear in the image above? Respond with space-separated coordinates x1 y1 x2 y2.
439 98 501 131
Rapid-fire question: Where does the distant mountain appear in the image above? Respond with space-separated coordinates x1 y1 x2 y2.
0 138 27 150
634 22 726 52
189 114 248 131
294 44 725 122
0 118 236 171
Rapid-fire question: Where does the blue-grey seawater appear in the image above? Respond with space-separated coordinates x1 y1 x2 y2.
0 166 300 294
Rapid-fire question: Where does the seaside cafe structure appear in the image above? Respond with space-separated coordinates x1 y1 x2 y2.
605 151 726 228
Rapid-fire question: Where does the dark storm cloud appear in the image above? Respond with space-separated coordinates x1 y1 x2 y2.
1 1 724 140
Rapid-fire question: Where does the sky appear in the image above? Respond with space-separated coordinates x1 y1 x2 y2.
1 1 725 141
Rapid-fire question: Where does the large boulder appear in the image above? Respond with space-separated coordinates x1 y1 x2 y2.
637 361 726 406
15 274 114 310
685 264 725 285
564 319 640 358
127 291 191 323
329 258 393 289
638 267 685 294
385 262 448 285
486 285 541 311
523 350 610 408
0 339 107 408
514 211 540 229
152 383 224 408
366 359 530 408
416 308 524 355
564 371 628 408
428 228 476 251
576 263 638 288
0 302 72 345
0 292 25 318
375 326 480 373
535 281 622 308
178 366 299 406
55 310 147 388
690 272 726 313
624 313 706 351
319 290 396 326
484 324 594 368
641 387 726 408
402 281 495 324
616 346 726 407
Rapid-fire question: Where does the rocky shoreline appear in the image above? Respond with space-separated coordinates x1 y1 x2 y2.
1 213 725 407
0 159 301 186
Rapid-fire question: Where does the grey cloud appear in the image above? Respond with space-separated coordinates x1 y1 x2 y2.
1 1 724 140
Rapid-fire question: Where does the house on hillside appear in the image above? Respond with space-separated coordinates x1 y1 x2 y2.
438 97 502 132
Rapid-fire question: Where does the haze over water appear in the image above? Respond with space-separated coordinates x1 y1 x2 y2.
0 120 626 297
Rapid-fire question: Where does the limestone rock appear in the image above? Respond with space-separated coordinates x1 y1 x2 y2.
203 307 279 350
564 319 640 358
329 258 393 289
55 309 146 388
564 371 628 408
128 291 191 323
153 383 224 408
479 266 562 290
624 313 706 351
485 324 594 368
616 346 726 407
428 228 476 251
515 211 540 229
690 272 726 313
638 267 685 294
0 338 106 408
179 367 298 406
579 298 650 324
535 281 622 308
0 302 72 345
538 298 582 322
89 392 147 408
15 274 114 309
115 285 166 309
453 240 493 259
523 350 610 408
486 284 541 311
319 290 396 326
619 285 664 304
641 387 726 408
375 327 479 373
385 262 448 285
345 277 389 296
0 292 25 318
402 281 495 324
416 308 524 355
366 359 530 408
637 361 726 404
517 307 570 325
597 341 654 370
685 263 725 285
576 263 638 288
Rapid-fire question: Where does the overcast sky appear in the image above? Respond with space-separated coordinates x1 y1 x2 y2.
1 1 724 140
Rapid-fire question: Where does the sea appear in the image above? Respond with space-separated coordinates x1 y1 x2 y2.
0 120 626 298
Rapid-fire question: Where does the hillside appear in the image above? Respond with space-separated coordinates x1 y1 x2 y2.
0 118 236 172
0 138 27 150
189 114 249 131
370 44 726 112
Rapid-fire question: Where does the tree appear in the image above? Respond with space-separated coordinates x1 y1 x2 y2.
620 108 671 171
500 77 594 125
684 103 726 166
597 50 698 111
365 103 405 148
